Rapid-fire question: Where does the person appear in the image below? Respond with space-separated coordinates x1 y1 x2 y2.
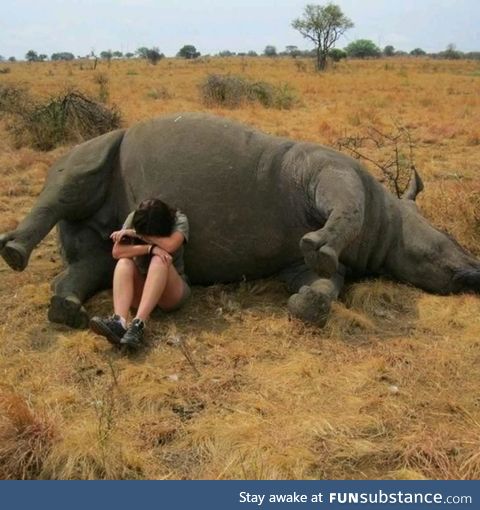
89 198 191 349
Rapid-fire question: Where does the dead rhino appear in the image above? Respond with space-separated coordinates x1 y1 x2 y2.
1 112 479 328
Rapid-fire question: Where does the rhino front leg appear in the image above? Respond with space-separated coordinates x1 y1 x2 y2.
300 166 364 278
49 254 115 329
48 221 115 329
0 206 60 271
279 261 345 326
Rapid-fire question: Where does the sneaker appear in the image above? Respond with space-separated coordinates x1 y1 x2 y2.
120 318 145 349
89 314 126 346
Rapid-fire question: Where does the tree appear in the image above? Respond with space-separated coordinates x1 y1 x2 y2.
383 45 395 57
177 45 200 59
25 50 39 62
38 54 48 61
329 48 346 61
100 50 113 61
292 3 353 71
218 50 236 57
410 48 426 57
285 45 300 58
263 45 277 57
51 52 75 61
112 51 123 58
136 47 149 59
442 43 462 60
136 46 164 64
8 56 16 62
345 39 381 59
0 55 4 61
247 50 258 57
145 47 164 64
125 52 134 59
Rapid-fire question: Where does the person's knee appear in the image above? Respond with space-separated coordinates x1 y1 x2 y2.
150 254 171 269
116 257 136 273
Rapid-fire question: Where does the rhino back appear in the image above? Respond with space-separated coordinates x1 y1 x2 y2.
117 113 311 283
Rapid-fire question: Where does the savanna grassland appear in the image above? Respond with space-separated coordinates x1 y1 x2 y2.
1 56 480 479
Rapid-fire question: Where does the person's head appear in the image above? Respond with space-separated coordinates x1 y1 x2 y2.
132 198 176 236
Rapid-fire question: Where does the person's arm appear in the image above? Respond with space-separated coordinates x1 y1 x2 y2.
141 231 185 254
112 241 172 263
112 241 151 260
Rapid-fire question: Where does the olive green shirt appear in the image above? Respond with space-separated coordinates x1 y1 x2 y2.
122 210 189 278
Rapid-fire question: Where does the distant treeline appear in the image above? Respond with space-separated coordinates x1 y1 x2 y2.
1 43 479 63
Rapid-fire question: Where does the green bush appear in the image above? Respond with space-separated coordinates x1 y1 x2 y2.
345 39 381 59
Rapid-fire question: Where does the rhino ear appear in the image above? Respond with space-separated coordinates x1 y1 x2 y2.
402 167 424 201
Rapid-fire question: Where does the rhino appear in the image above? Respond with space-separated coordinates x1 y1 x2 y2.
1 112 478 329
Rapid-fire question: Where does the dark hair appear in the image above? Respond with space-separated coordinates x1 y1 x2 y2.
132 198 176 236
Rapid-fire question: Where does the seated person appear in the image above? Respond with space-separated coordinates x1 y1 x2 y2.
90 198 190 349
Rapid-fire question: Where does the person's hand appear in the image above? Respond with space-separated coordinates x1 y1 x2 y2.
152 246 172 265
110 229 136 243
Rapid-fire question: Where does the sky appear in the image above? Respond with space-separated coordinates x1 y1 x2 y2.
0 0 479 59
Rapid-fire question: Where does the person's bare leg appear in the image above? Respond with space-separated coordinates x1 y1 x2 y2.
113 258 142 323
158 265 189 312
135 255 170 321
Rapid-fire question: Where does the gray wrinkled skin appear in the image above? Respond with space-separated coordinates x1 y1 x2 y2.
1 113 479 329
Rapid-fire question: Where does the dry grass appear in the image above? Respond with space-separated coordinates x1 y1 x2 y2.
1 56 480 479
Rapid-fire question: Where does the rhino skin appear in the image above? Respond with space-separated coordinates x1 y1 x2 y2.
1 112 479 328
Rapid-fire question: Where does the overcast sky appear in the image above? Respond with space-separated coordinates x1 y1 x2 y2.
0 0 479 59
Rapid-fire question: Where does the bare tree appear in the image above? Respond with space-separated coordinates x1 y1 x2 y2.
292 3 353 71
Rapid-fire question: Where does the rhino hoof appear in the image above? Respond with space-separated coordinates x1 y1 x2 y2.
1 240 28 271
288 285 331 326
48 295 89 329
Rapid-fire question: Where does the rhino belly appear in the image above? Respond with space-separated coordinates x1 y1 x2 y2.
116 114 304 283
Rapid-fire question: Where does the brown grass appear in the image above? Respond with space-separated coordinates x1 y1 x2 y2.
1 56 480 479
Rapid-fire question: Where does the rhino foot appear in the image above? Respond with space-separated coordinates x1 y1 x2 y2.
1 239 28 272
288 285 331 326
48 295 89 329
303 244 339 279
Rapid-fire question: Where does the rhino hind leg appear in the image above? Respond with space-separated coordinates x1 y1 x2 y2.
300 166 365 278
279 261 345 326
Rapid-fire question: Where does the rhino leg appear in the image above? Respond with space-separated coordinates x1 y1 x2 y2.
48 221 115 329
300 166 364 278
279 261 345 326
0 129 125 272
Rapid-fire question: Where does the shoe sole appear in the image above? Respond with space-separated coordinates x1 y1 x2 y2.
89 318 123 346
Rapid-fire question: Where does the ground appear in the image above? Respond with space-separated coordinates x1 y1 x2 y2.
0 56 480 479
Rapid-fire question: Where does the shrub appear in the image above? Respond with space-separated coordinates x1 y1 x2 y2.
247 81 275 107
93 72 110 103
200 74 248 108
0 393 56 479
200 74 299 110
0 85 121 150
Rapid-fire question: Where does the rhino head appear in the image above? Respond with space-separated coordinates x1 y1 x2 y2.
386 171 480 295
